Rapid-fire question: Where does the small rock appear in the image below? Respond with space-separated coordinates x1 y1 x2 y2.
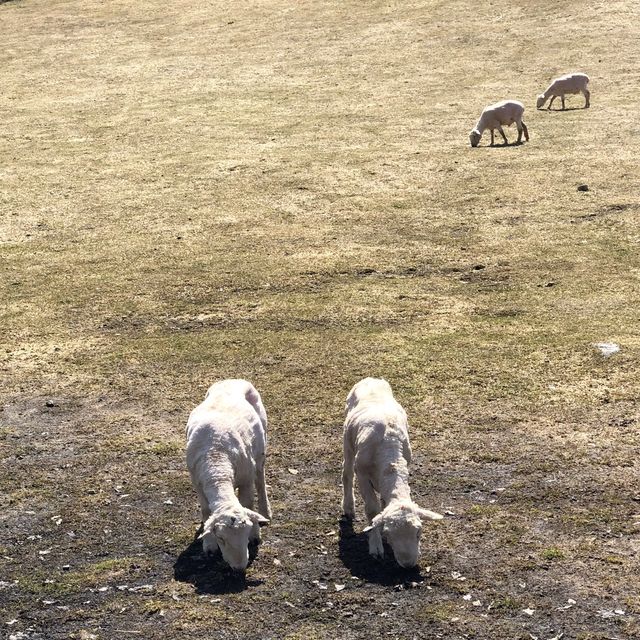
594 342 620 357
287 468 298 475
62 565 71 571
523 608 535 616
599 610 616 619
577 184 589 192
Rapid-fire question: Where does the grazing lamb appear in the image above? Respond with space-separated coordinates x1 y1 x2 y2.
537 72 590 110
469 100 529 147
341 378 443 568
186 379 271 572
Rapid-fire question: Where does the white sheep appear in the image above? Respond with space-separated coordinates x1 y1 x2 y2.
537 73 590 110
341 377 443 568
186 379 271 572
469 100 529 147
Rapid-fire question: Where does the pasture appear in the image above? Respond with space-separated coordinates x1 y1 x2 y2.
1 0 639 637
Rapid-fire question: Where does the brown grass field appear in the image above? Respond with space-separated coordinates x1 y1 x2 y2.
1 0 639 638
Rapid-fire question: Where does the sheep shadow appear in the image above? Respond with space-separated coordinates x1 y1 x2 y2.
487 141 526 148
173 528 263 594
540 106 588 112
338 517 425 586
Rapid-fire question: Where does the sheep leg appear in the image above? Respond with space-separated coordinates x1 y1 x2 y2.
521 121 529 142
359 475 384 558
359 476 381 525
548 95 556 110
355 470 384 557
367 526 385 559
341 446 356 519
561 95 566 110
238 482 255 510
497 125 508 145
583 88 590 108
403 439 412 466
490 129 495 146
202 531 219 555
255 456 272 519
196 483 211 522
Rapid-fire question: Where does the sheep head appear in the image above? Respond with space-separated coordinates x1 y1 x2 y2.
363 500 443 568
469 129 482 148
536 94 546 109
201 506 269 571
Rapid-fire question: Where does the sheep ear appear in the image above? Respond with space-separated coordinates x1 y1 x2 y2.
248 510 270 527
416 507 444 521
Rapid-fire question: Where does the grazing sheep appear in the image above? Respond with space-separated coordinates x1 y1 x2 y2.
341 377 443 568
469 99 529 147
186 379 271 572
537 72 590 110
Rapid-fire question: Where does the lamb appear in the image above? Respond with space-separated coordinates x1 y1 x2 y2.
537 73 590 110
469 99 529 147
341 377 443 568
186 379 272 572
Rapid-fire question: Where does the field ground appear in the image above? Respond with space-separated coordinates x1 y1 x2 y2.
1 0 639 638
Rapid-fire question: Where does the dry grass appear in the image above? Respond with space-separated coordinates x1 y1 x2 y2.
1 0 639 638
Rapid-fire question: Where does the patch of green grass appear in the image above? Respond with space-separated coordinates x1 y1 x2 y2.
491 596 521 611
541 548 565 561
284 627 326 640
467 505 500 517
415 601 459 623
18 557 150 596
149 440 183 456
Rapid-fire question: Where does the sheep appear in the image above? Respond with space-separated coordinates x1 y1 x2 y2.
537 72 590 110
186 379 271 572
341 377 443 568
469 100 529 147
